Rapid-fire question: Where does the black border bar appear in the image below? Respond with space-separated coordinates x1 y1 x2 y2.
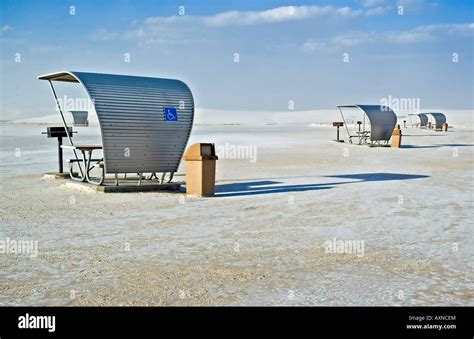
0 306 472 338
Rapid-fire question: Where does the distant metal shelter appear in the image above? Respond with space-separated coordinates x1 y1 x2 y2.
39 71 194 185
408 113 428 128
337 105 397 145
425 112 446 130
418 113 429 128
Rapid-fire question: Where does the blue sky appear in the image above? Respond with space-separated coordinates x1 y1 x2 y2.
1 0 473 119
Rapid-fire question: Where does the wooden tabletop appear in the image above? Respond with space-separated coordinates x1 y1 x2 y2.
61 145 103 151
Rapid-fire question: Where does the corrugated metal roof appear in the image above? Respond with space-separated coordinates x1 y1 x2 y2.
337 104 397 141
40 71 194 174
422 112 446 129
418 113 429 127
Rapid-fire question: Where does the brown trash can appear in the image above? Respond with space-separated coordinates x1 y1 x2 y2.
391 125 402 148
183 143 218 196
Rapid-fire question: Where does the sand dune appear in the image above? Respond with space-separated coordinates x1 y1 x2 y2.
9 108 474 128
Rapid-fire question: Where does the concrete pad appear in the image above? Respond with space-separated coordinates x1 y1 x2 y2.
98 182 182 193
64 180 182 193
44 172 183 193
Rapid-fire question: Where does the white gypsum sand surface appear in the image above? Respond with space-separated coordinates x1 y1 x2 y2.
0 120 473 306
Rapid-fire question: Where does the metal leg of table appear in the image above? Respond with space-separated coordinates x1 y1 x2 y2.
85 150 105 186
69 162 84 182
69 150 88 182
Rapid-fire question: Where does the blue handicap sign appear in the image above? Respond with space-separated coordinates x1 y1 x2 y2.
164 107 178 122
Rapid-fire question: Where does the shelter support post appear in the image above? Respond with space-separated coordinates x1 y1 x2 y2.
58 137 63 173
47 80 83 177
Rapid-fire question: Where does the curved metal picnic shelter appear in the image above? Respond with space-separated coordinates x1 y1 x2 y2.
337 104 397 145
408 113 428 128
39 71 194 185
418 113 429 127
426 112 446 130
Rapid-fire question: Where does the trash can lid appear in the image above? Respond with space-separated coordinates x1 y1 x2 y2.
183 143 219 161
392 126 402 135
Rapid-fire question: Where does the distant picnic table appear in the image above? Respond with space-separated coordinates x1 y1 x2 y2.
351 131 370 145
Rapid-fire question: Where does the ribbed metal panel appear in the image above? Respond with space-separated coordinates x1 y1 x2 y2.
426 112 446 129
69 72 194 174
418 113 429 127
357 105 397 141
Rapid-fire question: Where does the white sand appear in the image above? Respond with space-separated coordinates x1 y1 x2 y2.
9 108 474 128
0 121 473 306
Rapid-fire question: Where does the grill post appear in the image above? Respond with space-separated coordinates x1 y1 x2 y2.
42 126 74 174
58 136 63 173
332 122 344 142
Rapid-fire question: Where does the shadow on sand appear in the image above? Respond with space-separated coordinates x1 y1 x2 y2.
401 143 473 149
402 134 447 137
215 173 429 197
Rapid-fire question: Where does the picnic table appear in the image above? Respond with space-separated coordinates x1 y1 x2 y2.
348 131 370 145
61 145 104 185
